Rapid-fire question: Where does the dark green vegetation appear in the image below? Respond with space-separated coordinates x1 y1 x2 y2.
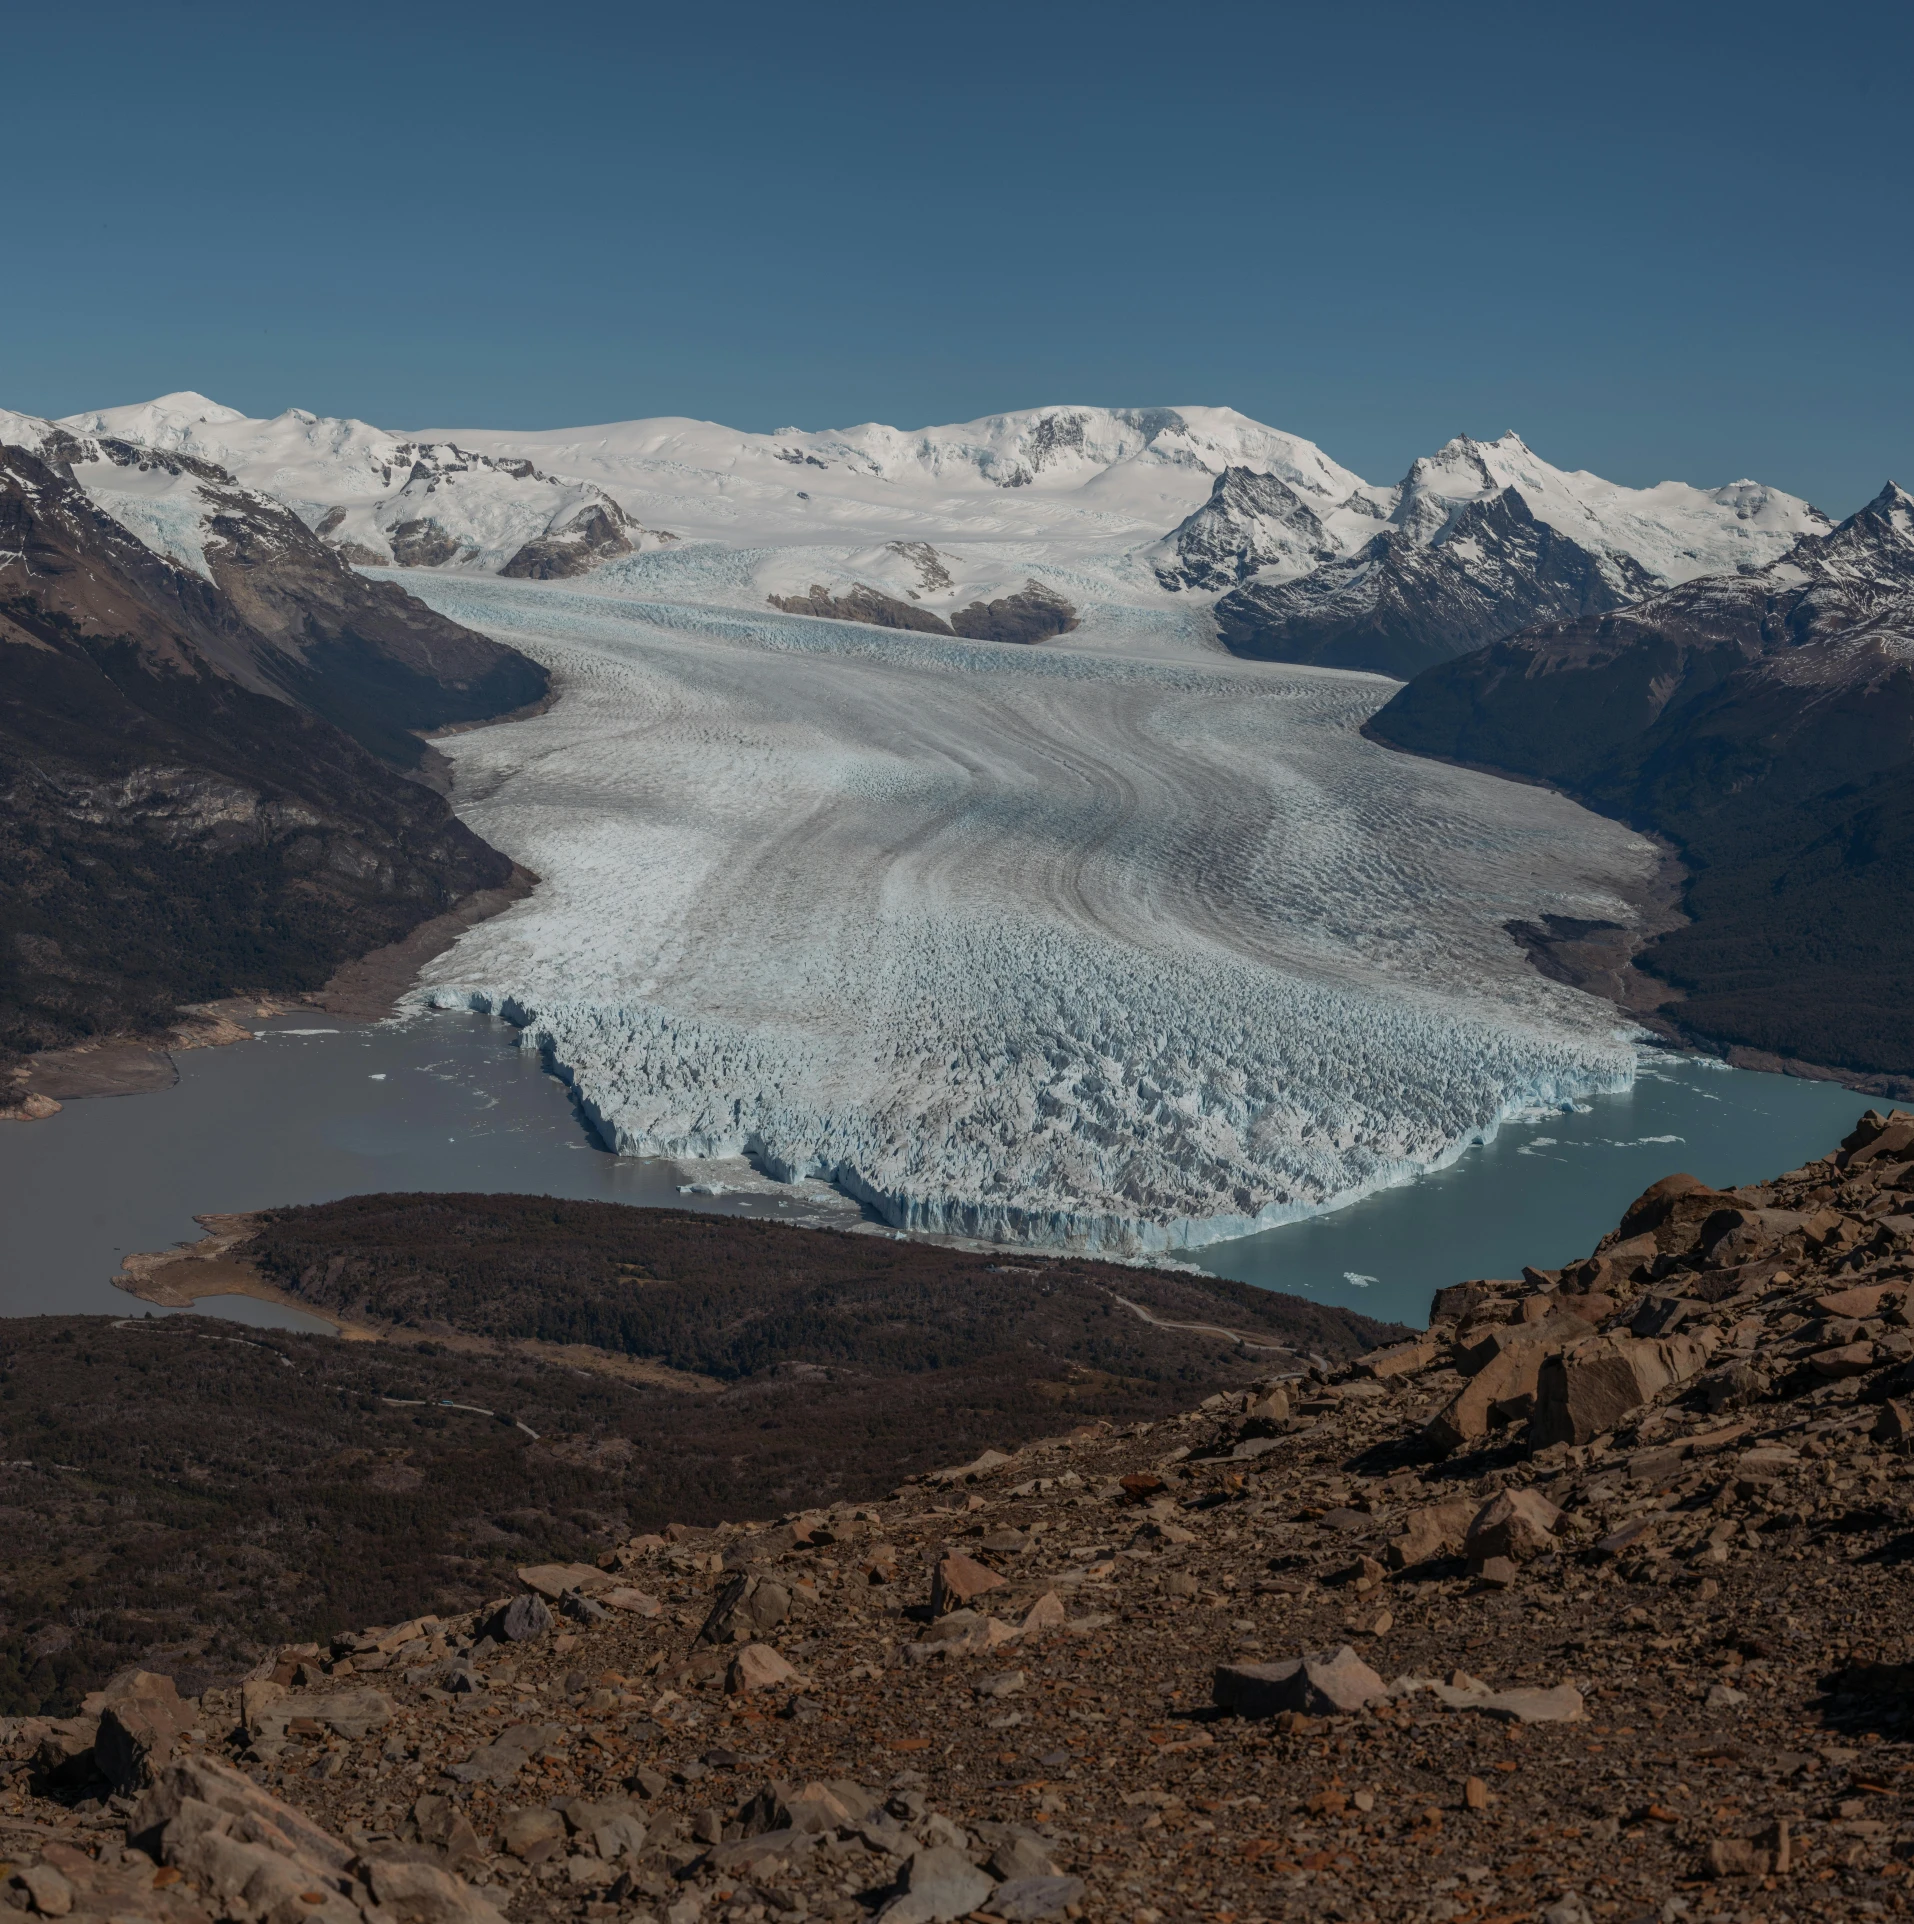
1368 485 1914 1079
0 440 543 1064
246 1192 1401 1380
0 1315 633 1717
0 1200 1399 1715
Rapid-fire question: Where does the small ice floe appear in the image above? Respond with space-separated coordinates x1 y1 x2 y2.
1343 1271 1376 1288
369 1073 387 1080
679 1182 730 1195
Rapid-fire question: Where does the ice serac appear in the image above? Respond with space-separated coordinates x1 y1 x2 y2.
400 566 1653 1254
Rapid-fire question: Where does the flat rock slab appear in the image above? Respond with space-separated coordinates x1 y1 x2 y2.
449 1722 569 1786
515 1562 609 1599
1213 1645 1387 1717
991 1874 1087 1920
877 1845 996 1922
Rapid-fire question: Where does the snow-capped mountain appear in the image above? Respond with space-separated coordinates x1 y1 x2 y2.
56 392 675 578
1212 489 1658 679
414 403 1374 548
41 395 1832 683
1198 431 1830 675
1385 432 1827 584
0 404 545 761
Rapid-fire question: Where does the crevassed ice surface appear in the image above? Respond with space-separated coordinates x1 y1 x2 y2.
393 551 1658 1253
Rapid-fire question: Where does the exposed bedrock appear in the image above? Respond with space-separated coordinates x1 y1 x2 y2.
768 580 1078 644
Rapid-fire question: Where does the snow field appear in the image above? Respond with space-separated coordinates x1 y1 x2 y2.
400 575 1657 1251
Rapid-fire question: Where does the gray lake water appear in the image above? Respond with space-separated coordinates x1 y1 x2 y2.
0 1011 1868 1331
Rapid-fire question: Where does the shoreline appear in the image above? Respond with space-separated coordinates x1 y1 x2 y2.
111 1213 375 1339
1360 719 1914 1100
112 1216 733 1391
3 866 541 1113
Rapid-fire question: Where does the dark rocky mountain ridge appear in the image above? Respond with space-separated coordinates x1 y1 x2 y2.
1368 483 1914 1078
0 441 544 1067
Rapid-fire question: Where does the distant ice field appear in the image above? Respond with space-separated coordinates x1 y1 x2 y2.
394 568 1659 1251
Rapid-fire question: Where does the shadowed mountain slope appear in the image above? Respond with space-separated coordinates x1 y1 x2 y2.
1367 485 1914 1076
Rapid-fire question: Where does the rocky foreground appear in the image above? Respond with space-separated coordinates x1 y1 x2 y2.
15 1112 1914 1924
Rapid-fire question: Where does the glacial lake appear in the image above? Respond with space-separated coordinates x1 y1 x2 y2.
0 1009 1869 1332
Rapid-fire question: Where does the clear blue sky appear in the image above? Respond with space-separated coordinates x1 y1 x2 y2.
7 0 1908 512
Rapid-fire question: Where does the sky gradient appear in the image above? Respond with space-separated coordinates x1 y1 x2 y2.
7 0 1908 513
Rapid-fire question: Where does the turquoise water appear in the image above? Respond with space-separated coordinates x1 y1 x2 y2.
1187 1054 1864 1328
0 1012 1867 1332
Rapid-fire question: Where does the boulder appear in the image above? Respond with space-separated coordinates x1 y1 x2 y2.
1529 1329 1718 1448
501 1808 566 1862
699 1574 791 1644
12 1864 74 1917
1357 1339 1438 1380
1465 1488 1560 1567
1699 1208 1807 1269
925 1449 1016 1486
1019 1591 1068 1636
1385 1497 1478 1570
1618 1173 1720 1246
1817 1283 1899 1318
1240 1387 1291 1429
904 1612 1020 1664
128 1753 512 1924
1563 1233 1658 1293
1809 1340 1877 1378
988 1832 1060 1881
361 1856 508 1924
929 1553 1005 1616
727 1643 801 1694
1425 1335 1566 1453
1876 1400 1914 1444
265 1689 392 1742
495 1595 552 1643
1841 1111 1914 1165
991 1876 1086 1920
1212 1645 1387 1718
514 1563 610 1600
877 1844 996 1923
447 1722 569 1787
92 1671 196 1793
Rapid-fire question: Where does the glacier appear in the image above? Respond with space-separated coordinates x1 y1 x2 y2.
390 555 1661 1253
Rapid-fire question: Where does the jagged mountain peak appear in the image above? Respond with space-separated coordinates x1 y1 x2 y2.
1862 479 1914 539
